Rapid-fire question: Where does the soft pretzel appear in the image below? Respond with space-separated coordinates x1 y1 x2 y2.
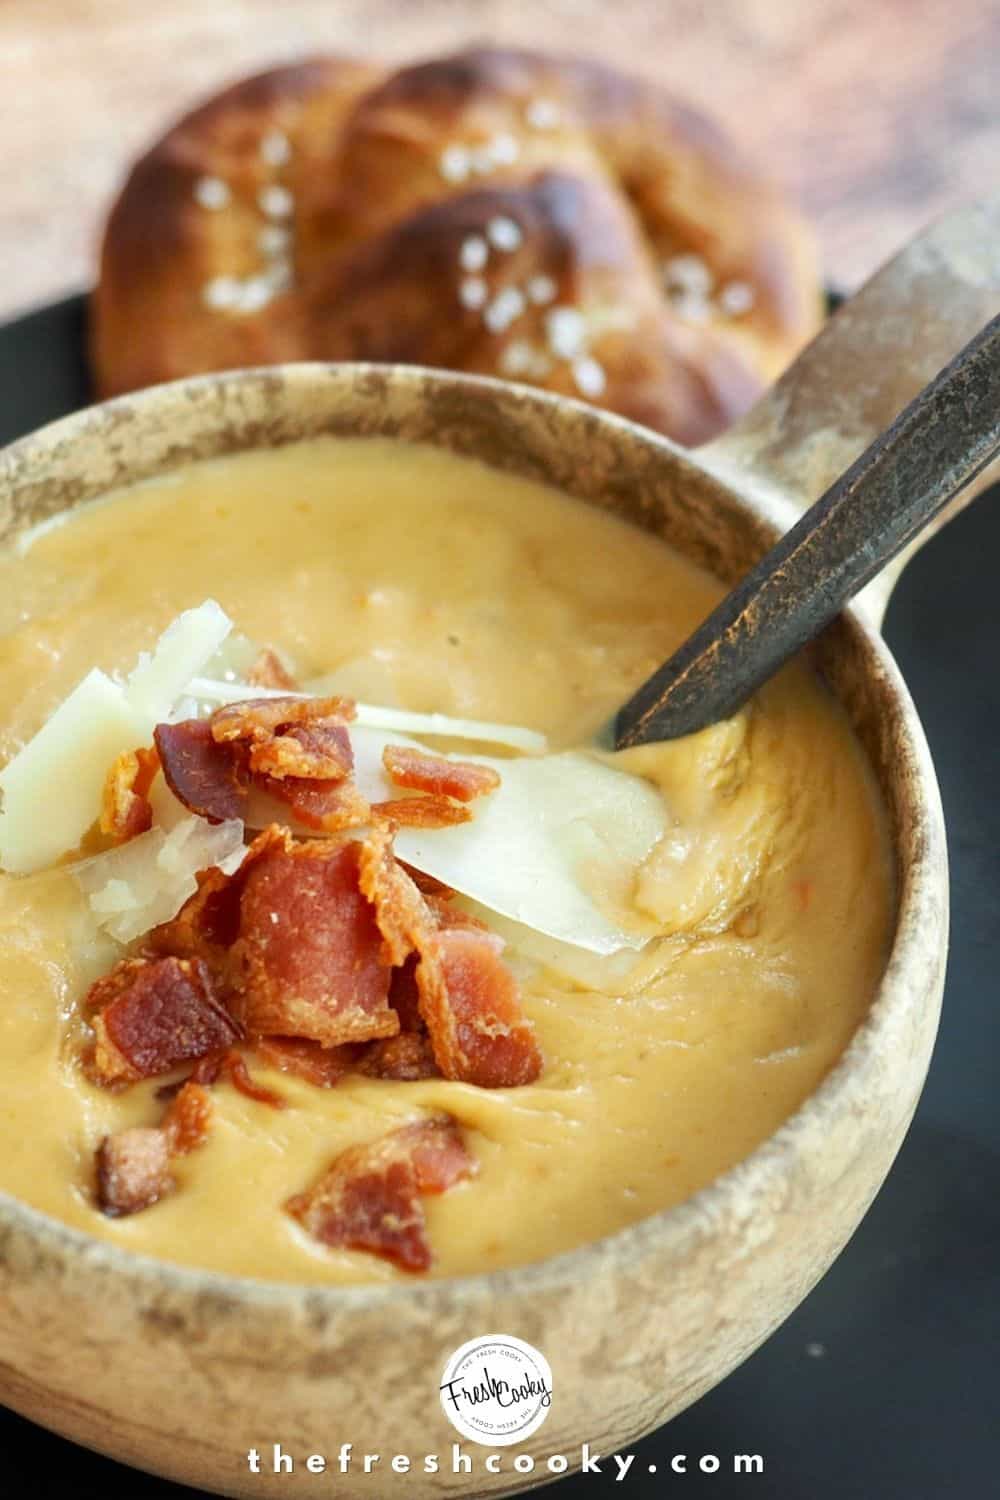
91 47 823 445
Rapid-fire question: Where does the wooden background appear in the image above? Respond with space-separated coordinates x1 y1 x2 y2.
2 0 999 320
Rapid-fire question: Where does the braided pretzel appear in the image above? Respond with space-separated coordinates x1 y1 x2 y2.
92 47 822 445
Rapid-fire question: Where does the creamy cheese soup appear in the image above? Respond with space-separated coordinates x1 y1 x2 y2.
0 437 893 1282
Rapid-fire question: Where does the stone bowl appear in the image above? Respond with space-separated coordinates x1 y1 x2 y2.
0 196 998 1497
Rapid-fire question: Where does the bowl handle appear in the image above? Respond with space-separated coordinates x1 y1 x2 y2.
698 193 1000 624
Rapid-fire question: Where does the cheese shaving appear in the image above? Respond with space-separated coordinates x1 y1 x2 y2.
186 677 548 754
0 669 145 875
73 816 245 944
349 725 665 954
126 600 232 730
0 602 233 875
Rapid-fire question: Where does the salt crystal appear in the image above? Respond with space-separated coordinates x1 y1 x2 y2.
487 215 523 252
202 276 241 311
662 253 713 296
527 273 557 305
500 340 537 376
484 286 526 333
459 277 489 310
439 144 470 182
194 176 230 211
545 305 587 359
258 184 294 220
258 224 291 257
459 235 489 272
571 355 607 398
488 132 519 165
718 280 756 315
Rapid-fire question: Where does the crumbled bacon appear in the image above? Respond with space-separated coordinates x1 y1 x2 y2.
231 836 399 1046
357 826 536 1087
191 1048 286 1108
263 774 370 833
388 956 424 1032
371 796 472 828
247 647 299 691
154 718 248 823
97 1080 213 1217
148 825 287 972
357 824 434 967
357 1032 440 1081
249 721 354 782
88 955 241 1085
149 865 241 971
382 745 501 803
255 1036 359 1088
96 1128 172 1218
162 1081 214 1154
100 746 160 843
210 696 356 744
417 929 542 1088
286 1116 476 1271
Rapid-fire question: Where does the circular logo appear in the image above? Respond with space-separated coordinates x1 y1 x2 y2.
439 1335 553 1446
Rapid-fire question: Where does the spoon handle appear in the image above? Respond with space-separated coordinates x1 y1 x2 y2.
615 312 1000 749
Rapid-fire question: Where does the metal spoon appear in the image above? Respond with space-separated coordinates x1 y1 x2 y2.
614 312 1000 749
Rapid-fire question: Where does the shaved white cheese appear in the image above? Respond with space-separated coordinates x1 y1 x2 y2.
350 724 665 954
202 630 271 684
126 600 232 730
0 600 233 875
351 702 547 755
0 669 145 874
73 816 244 943
185 677 548 754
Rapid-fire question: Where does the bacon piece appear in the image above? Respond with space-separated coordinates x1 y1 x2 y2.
263 773 370 833
416 929 542 1088
388 957 424 1032
232 837 399 1046
149 865 241 973
357 1032 440 1081
211 696 356 745
255 1036 359 1088
191 1048 286 1108
89 955 242 1085
249 721 354 782
97 1081 213 1217
286 1116 476 1272
83 956 151 1013
371 796 472 829
357 824 434 966
100 746 159 843
96 1128 172 1217
247 648 299 691
162 1081 214 1153
148 825 287 972
382 745 501 803
154 718 247 823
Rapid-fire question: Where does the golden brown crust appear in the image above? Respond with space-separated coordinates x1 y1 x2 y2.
91 47 822 444
90 56 378 397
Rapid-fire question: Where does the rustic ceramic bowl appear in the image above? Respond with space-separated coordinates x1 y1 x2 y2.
0 200 998 1498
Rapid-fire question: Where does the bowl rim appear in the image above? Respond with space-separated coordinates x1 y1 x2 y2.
0 361 948 1313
